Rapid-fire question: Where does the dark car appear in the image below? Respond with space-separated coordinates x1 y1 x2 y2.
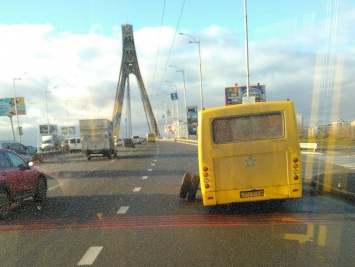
26 145 37 155
0 149 47 219
123 138 135 148
0 140 33 162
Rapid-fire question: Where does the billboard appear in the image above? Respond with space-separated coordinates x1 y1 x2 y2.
39 125 58 135
187 106 198 136
164 124 176 133
62 126 76 135
0 97 26 116
225 85 266 105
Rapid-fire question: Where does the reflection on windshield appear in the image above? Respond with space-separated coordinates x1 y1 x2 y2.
0 0 354 266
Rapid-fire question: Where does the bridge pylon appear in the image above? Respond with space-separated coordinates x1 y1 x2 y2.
112 24 160 138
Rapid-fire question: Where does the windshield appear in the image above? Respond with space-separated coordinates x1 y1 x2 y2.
0 1 354 266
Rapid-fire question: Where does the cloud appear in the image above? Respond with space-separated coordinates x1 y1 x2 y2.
0 6 354 145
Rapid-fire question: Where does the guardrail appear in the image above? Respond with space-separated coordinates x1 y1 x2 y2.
300 142 319 152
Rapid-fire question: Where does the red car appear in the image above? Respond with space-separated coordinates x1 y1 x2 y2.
0 149 47 219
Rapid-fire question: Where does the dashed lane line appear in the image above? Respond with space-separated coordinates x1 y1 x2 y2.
77 246 103 266
133 187 141 192
117 206 129 214
142 176 148 179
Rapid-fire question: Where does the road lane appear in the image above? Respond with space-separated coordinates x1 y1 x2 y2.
0 141 354 267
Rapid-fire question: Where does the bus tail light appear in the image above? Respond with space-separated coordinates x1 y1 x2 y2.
293 157 300 180
203 165 210 189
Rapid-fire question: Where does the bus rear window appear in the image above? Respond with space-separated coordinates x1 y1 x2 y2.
212 112 284 144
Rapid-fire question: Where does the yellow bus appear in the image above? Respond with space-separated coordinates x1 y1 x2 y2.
146 132 156 142
180 100 302 206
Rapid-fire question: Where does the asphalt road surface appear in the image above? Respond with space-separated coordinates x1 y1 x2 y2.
0 141 354 267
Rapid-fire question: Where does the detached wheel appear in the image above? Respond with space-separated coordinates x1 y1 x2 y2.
0 191 11 219
188 175 200 202
180 173 192 199
34 176 47 203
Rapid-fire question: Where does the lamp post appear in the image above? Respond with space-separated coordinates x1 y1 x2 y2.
12 77 21 142
162 90 174 138
243 0 250 97
170 83 180 138
169 65 188 139
179 32 203 112
165 81 180 138
45 88 54 135
162 89 174 124
65 99 74 138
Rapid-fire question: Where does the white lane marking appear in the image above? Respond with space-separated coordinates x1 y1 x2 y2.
142 176 148 179
151 163 155 166
48 184 61 191
154 159 157 161
133 187 141 192
148 169 152 171
117 206 129 214
78 246 103 265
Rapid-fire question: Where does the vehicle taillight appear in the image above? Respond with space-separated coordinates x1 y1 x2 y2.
203 165 210 188
293 157 300 180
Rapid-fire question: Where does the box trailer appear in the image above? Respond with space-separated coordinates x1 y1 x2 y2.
79 119 117 160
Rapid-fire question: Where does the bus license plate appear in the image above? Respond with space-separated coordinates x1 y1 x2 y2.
240 189 264 198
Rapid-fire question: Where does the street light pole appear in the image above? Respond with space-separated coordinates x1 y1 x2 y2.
12 77 21 142
165 81 180 138
65 98 76 138
170 84 180 138
45 89 53 135
162 90 174 138
66 100 69 139
244 0 250 97
179 32 204 112
170 65 188 139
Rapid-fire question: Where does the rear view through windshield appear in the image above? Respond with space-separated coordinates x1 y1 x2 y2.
212 112 284 144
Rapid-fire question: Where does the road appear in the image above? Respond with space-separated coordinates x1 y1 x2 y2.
0 141 354 267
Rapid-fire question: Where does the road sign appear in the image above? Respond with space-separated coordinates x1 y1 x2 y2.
171 93 178 100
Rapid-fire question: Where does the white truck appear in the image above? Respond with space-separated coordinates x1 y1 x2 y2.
79 119 117 160
40 135 63 151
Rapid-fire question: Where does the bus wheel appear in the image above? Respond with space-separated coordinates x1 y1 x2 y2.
180 173 192 199
188 175 200 202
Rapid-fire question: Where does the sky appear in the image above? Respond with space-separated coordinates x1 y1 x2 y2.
0 0 354 146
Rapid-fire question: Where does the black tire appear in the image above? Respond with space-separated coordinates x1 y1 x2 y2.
180 173 192 199
188 175 200 202
0 191 11 219
34 176 47 203
87 156 91 160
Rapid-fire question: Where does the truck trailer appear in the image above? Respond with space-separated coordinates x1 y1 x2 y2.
79 119 117 160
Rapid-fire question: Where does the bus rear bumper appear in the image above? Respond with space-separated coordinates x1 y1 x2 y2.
202 185 302 206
